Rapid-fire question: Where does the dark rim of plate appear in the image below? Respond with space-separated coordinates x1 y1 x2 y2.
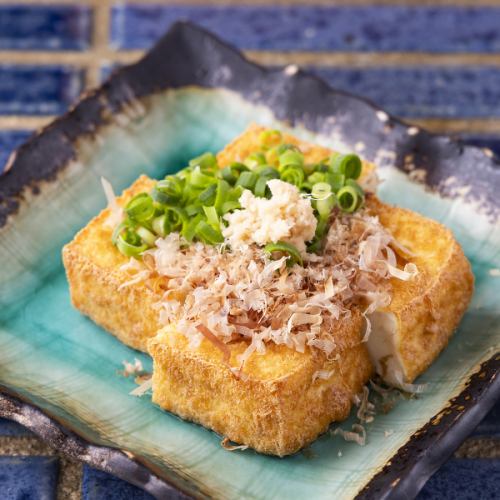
0 21 499 500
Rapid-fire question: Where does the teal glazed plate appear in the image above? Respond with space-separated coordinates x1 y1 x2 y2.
0 22 499 500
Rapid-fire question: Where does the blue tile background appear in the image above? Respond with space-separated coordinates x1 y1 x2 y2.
82 466 154 500
111 5 500 52
0 417 32 437
417 459 500 499
0 5 91 51
0 66 83 115
312 67 500 118
0 456 59 500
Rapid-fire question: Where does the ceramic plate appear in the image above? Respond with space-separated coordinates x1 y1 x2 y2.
0 22 499 500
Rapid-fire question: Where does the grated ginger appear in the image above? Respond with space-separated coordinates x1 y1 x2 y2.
222 179 317 254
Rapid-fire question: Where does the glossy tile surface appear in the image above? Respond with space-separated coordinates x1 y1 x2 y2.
417 459 500 499
0 5 91 51
0 456 59 499
82 466 155 500
312 67 500 118
0 66 83 115
111 5 500 52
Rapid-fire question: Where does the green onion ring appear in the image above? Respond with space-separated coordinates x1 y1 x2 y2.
125 193 155 223
279 164 305 187
329 153 362 180
264 241 303 266
136 226 157 246
337 185 361 213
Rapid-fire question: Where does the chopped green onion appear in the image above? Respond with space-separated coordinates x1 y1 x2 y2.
136 226 157 246
152 215 168 237
153 176 184 205
185 204 202 217
164 206 187 231
254 176 270 198
203 205 220 228
191 167 216 188
230 162 249 172
329 153 362 180
245 152 266 169
214 179 230 213
125 193 155 223
117 229 148 257
112 129 366 259
189 152 216 170
181 214 203 242
325 172 345 192
307 218 329 253
259 129 282 150
221 200 240 213
303 163 318 175
277 143 300 154
236 171 258 190
264 241 303 266
311 182 331 199
229 184 244 201
279 149 304 169
254 165 280 179
307 171 326 185
220 166 237 185
312 182 335 218
112 220 129 245
196 220 224 245
198 184 217 205
280 164 305 187
337 184 362 213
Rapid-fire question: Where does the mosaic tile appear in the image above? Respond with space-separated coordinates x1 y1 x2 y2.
0 66 83 115
82 465 155 500
0 416 32 436
0 456 59 499
111 5 500 52
311 66 500 118
417 458 500 499
0 5 91 51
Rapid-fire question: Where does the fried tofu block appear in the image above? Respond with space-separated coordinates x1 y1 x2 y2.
365 197 473 384
63 176 161 351
63 124 472 456
149 316 372 456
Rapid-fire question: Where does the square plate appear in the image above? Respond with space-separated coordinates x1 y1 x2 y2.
0 22 499 500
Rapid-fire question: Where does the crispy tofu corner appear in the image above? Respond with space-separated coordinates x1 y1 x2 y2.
148 320 372 456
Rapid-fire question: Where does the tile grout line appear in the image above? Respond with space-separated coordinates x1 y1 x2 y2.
87 0 112 89
0 116 53 130
247 51 500 67
8 50 500 67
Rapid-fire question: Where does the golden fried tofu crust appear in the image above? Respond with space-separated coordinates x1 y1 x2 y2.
149 314 372 456
366 197 474 382
62 176 161 351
